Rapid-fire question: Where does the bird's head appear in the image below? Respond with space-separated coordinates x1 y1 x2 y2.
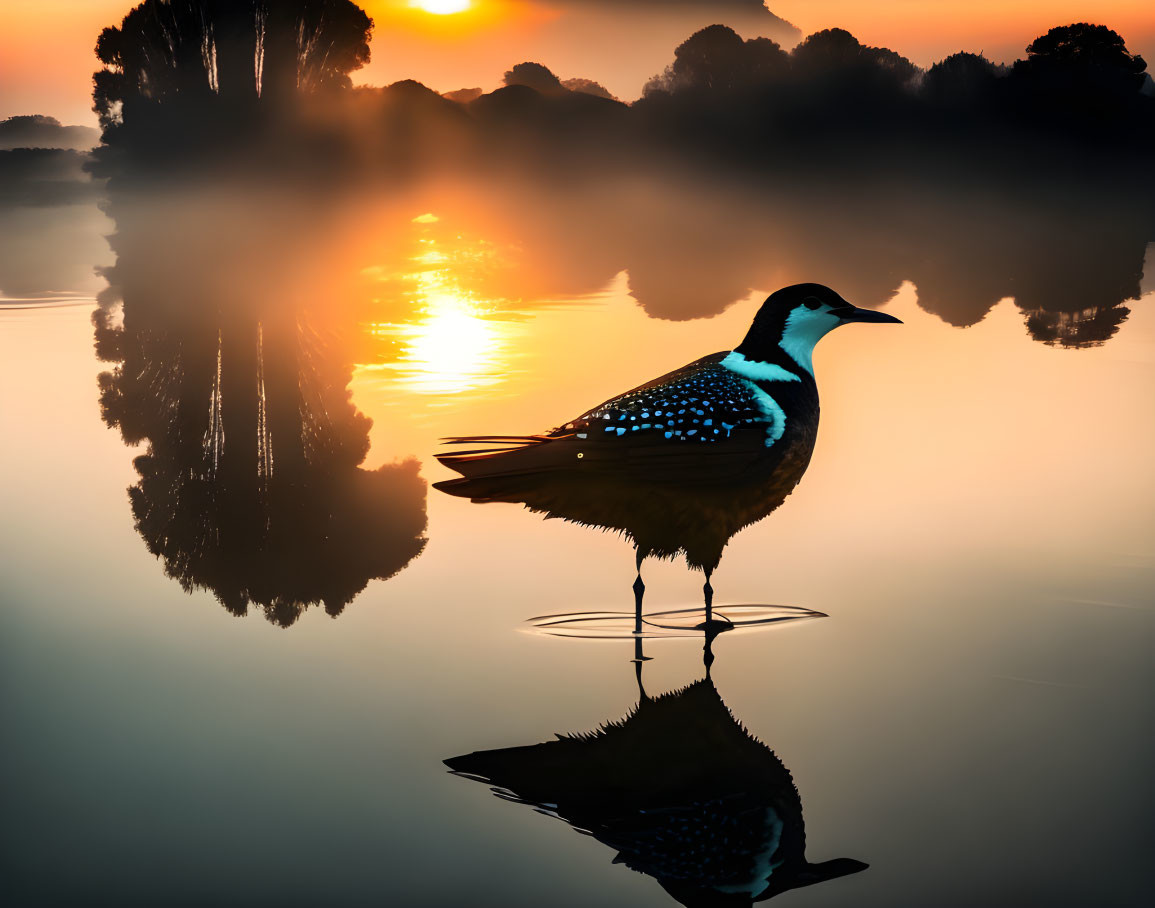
734 283 901 376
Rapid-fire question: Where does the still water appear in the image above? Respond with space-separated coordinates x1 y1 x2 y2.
1 185 1154 907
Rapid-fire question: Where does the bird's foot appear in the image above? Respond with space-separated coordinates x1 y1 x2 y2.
694 617 735 633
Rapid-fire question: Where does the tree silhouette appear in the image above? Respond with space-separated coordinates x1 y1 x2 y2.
643 25 788 95
923 52 1002 106
503 62 566 95
791 27 916 85
1021 23 1146 85
0 115 99 151
1008 23 1151 135
93 0 372 129
785 26 918 128
561 78 616 100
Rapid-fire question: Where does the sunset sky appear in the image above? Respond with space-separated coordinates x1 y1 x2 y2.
2 0 1152 127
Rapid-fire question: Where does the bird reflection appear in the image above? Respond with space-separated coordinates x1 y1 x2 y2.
93 199 428 627
446 638 867 906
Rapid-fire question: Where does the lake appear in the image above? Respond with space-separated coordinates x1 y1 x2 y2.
2 177 1153 907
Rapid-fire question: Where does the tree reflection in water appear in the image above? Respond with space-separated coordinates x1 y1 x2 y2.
93 195 427 627
88 0 426 627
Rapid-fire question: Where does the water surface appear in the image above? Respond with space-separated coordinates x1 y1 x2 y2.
1 189 1153 907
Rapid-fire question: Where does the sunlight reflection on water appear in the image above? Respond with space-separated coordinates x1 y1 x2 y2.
375 291 511 396
363 213 526 397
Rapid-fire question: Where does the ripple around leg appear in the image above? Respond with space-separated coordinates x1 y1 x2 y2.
525 605 827 640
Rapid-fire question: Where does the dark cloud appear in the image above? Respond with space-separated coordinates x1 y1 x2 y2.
556 0 798 39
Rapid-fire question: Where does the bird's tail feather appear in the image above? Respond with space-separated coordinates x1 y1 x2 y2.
436 435 555 460
440 435 555 446
435 434 578 498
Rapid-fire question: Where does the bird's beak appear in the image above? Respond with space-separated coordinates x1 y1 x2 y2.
834 305 902 324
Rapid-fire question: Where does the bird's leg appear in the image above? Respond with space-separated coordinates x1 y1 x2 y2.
703 624 717 676
634 637 647 698
697 568 733 635
632 548 646 635
703 568 714 625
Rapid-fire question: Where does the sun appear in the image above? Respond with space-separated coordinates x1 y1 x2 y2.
411 0 471 14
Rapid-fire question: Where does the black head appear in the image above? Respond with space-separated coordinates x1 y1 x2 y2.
734 283 901 373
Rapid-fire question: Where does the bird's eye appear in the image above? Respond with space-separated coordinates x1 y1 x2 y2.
802 297 823 311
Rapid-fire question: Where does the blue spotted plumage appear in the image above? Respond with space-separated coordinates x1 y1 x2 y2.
564 361 779 446
435 283 901 621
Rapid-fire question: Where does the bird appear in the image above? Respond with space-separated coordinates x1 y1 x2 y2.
445 637 868 906
435 283 900 628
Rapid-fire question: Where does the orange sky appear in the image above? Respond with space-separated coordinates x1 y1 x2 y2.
2 1 1152 126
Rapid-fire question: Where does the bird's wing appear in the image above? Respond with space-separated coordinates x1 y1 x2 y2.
436 353 786 486
554 353 774 447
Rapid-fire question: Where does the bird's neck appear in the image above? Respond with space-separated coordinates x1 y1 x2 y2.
734 308 840 377
776 308 840 376
720 350 802 384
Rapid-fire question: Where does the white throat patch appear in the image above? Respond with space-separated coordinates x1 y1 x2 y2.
779 306 840 375
720 351 801 383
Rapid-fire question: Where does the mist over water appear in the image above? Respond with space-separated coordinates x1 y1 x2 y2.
1 3 1153 907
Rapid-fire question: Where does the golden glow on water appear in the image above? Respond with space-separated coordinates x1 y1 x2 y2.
364 215 521 397
388 287 506 396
